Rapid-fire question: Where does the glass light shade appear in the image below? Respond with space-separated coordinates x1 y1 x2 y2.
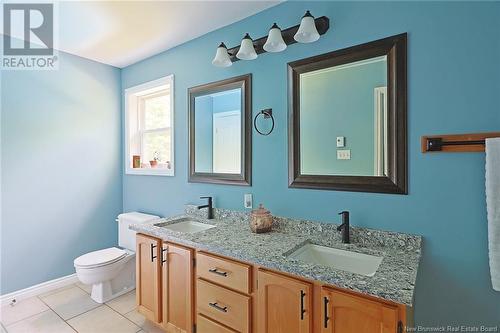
294 10 320 43
236 33 257 60
212 42 232 67
263 23 287 53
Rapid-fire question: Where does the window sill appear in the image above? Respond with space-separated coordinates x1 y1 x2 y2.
125 168 174 177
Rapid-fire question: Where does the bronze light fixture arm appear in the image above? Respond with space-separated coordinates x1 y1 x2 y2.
226 16 330 63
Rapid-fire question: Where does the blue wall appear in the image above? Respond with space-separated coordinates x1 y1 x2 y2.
212 89 241 114
121 1 500 326
300 59 387 176
1 49 122 294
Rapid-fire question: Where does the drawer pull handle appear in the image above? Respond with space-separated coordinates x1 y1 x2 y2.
161 247 167 266
150 244 157 262
300 290 306 320
208 268 228 277
208 302 228 313
323 296 330 328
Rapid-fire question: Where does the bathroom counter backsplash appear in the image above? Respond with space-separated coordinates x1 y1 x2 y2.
130 205 422 306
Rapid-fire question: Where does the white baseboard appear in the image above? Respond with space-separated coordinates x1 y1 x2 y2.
1 273 79 306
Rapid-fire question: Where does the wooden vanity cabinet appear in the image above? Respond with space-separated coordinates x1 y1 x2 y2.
257 270 313 333
136 234 408 333
161 243 194 333
136 234 162 323
136 234 194 333
321 287 400 333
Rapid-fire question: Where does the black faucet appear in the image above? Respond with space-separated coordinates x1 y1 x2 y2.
197 196 213 219
337 211 350 244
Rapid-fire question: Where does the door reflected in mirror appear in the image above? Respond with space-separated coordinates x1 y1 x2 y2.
299 56 388 177
189 74 251 186
194 88 242 174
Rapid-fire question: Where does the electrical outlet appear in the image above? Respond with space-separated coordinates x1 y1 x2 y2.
337 149 351 160
244 194 253 209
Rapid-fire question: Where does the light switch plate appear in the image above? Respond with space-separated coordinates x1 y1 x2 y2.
336 136 345 148
244 194 253 209
337 149 351 160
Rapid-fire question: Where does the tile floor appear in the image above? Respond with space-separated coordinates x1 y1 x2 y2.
0 283 163 333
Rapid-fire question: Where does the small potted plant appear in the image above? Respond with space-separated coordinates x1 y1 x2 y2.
150 151 160 168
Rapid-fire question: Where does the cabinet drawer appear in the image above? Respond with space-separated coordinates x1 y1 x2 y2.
197 314 238 333
197 279 250 333
197 252 251 294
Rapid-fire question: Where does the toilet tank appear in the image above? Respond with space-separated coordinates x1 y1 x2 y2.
117 212 159 251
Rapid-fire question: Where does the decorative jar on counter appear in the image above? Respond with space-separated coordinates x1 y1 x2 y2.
250 204 273 233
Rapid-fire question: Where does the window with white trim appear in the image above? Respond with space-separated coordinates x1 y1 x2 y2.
125 75 174 176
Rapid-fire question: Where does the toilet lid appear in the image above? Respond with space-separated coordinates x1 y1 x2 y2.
74 247 127 268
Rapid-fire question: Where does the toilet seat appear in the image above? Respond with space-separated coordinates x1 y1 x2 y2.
74 247 127 269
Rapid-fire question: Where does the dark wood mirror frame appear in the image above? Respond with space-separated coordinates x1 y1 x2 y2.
288 33 407 194
188 74 252 186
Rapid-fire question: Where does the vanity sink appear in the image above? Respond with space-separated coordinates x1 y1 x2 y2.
155 219 216 233
288 243 383 277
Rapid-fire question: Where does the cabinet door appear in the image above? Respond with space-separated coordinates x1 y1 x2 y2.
136 234 161 323
257 270 312 333
321 288 398 333
162 243 193 333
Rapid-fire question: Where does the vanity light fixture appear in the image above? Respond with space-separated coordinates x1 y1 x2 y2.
263 23 287 53
212 42 232 67
236 33 258 60
294 10 320 43
211 12 329 67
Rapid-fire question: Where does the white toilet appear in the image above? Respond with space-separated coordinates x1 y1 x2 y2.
74 212 159 303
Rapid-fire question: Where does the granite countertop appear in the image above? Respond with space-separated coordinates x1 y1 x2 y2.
130 206 421 306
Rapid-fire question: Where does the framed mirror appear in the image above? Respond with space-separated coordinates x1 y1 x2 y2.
288 34 407 194
188 74 252 185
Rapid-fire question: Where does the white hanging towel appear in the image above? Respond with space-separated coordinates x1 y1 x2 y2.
486 137 500 291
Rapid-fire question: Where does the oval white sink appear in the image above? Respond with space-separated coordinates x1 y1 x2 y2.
155 219 216 233
288 243 382 277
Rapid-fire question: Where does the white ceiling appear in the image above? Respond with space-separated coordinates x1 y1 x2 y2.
3 1 280 68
